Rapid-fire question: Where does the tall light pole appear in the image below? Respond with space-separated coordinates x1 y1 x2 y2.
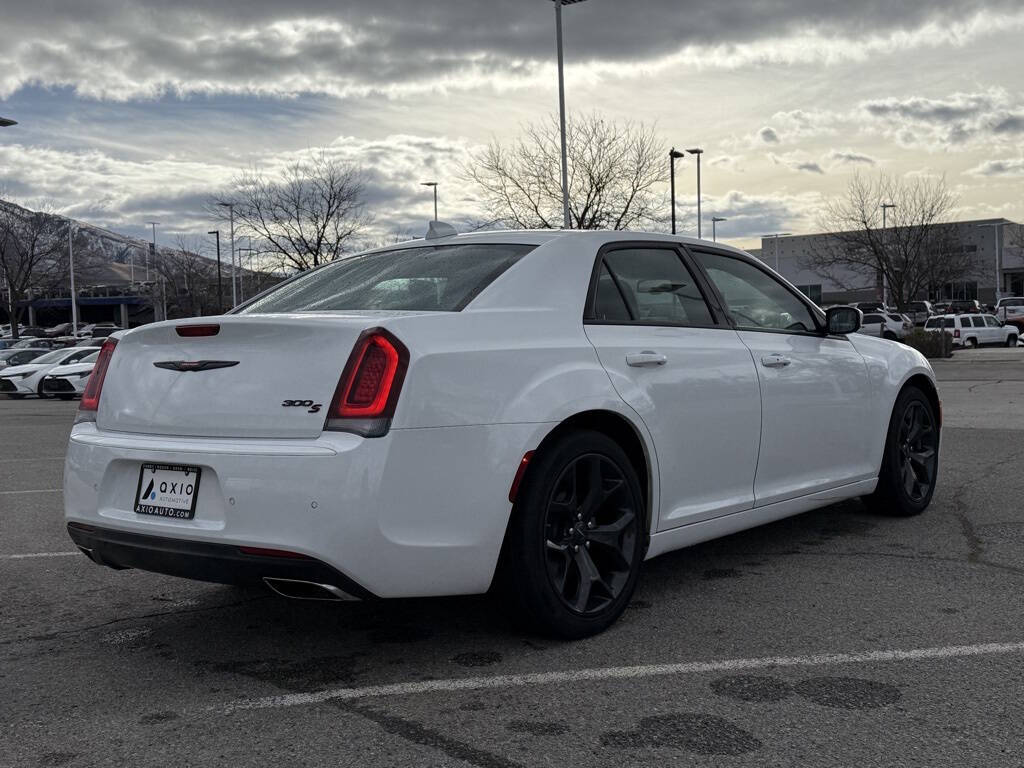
880 203 896 306
669 149 684 235
711 216 727 243
977 221 1007 306
762 232 792 272
207 230 223 314
420 182 438 221
686 148 704 238
67 222 79 334
553 0 588 229
145 221 159 282
237 246 254 304
217 202 237 307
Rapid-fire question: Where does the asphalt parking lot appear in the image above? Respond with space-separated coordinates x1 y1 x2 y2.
4 350 1024 767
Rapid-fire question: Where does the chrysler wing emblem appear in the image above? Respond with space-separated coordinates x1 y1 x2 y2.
153 360 240 372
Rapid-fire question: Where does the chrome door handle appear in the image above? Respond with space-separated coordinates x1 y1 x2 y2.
761 354 791 368
626 351 667 367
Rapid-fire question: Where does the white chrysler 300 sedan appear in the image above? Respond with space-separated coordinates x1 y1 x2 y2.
65 229 941 637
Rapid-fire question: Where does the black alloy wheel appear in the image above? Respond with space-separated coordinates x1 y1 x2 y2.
543 454 638 615
866 386 939 517
501 430 646 638
895 399 938 504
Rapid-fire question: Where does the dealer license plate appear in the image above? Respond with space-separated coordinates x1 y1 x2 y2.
134 463 202 519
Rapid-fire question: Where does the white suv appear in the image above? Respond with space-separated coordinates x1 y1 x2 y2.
858 312 911 340
923 314 1019 348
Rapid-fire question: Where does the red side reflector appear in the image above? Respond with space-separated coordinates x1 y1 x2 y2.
79 338 118 412
508 451 535 503
176 324 220 337
238 546 312 560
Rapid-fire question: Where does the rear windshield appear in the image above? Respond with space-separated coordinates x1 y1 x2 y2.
239 243 535 314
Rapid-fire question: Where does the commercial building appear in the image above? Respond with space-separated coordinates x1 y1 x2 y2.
751 218 1023 306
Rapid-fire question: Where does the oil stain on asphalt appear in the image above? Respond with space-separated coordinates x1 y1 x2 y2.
601 713 762 755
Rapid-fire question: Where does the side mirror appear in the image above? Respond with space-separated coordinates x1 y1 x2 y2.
826 306 861 335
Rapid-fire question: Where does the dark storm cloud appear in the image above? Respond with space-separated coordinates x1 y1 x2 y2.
829 150 876 166
2 0 1021 98
758 127 780 144
795 162 825 174
966 158 1024 176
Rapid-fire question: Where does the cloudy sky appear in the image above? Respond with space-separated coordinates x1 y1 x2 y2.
1 0 1023 252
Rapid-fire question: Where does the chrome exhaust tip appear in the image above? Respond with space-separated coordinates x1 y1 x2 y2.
262 577 359 601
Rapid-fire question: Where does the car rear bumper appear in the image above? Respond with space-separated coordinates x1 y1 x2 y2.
67 522 374 598
64 421 549 598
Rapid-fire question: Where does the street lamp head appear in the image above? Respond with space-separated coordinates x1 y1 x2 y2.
0 117 17 127
207 230 218 236
216 201 233 208
669 149 685 159
686 148 704 155
712 216 728 223
881 203 896 210
420 181 438 187
552 0 588 4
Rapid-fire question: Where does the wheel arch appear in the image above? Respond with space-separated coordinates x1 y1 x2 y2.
900 372 942 430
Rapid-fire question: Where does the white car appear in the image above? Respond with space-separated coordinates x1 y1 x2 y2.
857 312 910 340
995 297 1024 330
923 314 1019 348
0 346 101 399
64 230 941 638
40 351 100 399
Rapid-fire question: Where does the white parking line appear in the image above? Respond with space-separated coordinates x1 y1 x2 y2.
0 551 79 560
0 456 64 463
0 488 62 495
227 641 1024 712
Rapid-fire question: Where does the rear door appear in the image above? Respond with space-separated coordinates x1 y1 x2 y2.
691 248 876 506
583 243 762 530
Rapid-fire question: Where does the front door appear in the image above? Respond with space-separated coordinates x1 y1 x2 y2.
584 244 762 530
692 249 876 506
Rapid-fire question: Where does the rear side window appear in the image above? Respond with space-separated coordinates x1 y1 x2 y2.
943 318 955 328
971 316 986 328
925 318 941 329
863 314 882 324
592 264 631 322
1002 299 1024 307
597 247 714 326
239 243 535 313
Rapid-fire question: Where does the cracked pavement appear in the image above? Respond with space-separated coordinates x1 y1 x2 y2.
3 349 1024 767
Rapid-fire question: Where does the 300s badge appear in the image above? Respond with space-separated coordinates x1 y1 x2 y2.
281 399 322 413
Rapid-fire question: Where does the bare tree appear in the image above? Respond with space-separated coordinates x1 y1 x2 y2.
210 152 370 273
0 199 67 337
464 113 667 231
802 173 969 308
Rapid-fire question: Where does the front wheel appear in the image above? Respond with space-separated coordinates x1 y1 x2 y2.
865 387 939 517
1007 335 1018 347
501 430 646 639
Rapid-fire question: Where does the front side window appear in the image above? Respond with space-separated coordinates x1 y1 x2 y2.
599 248 714 326
696 251 818 333
985 316 1001 327
240 243 535 314
33 350 68 365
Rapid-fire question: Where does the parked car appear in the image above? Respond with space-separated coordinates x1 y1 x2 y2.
905 301 934 326
857 312 908 340
995 297 1024 331
0 346 102 398
0 338 25 350
18 326 48 338
63 230 941 638
45 322 73 337
948 299 983 314
923 314 1018 348
74 338 105 348
850 301 889 314
0 348 49 370
40 350 99 400
9 337 59 350
89 324 123 339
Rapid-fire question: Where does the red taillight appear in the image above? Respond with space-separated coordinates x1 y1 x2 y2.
326 328 408 437
79 338 117 414
176 324 220 337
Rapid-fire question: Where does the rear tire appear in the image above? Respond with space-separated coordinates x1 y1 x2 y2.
965 337 977 348
36 382 51 399
500 430 646 639
864 387 939 517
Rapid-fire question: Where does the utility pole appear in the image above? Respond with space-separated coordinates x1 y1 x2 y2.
687 148 704 238
68 223 78 334
217 202 237 307
145 221 159 281
553 0 588 229
881 203 896 307
712 216 727 243
208 230 223 313
421 182 438 221
669 149 684 235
